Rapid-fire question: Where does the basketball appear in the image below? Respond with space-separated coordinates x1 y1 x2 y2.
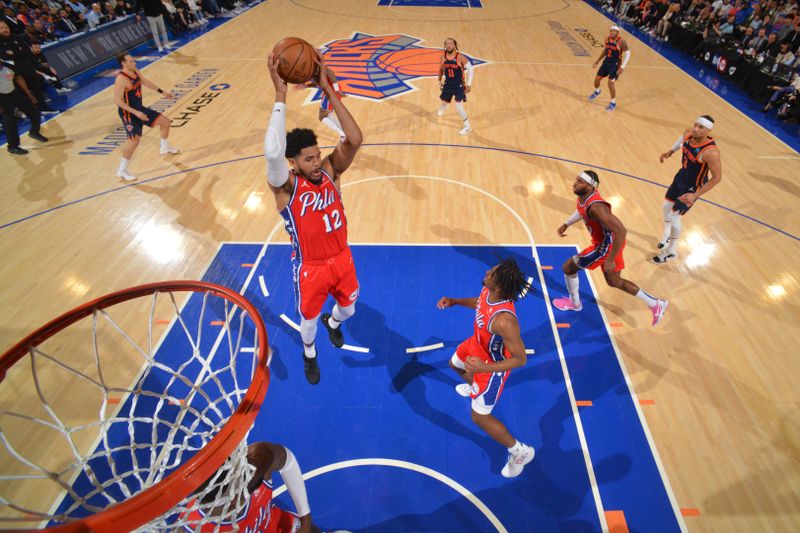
272 37 318 84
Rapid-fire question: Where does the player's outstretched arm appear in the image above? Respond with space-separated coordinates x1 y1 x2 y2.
137 68 173 98
318 61 363 180
437 296 479 309
249 442 319 533
265 54 292 206
660 129 690 162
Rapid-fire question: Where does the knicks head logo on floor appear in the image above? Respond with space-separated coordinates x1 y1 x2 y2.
303 32 487 104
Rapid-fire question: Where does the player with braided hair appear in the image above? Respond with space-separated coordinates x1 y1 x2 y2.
437 259 535 478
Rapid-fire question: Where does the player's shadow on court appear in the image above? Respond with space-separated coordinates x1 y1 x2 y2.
341 302 502 459
429 223 490 244
12 121 70 208
167 51 199 66
748 171 800 198
137 165 233 240
358 388 630 532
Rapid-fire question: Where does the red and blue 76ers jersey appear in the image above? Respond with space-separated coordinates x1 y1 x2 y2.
473 287 517 363
280 169 348 263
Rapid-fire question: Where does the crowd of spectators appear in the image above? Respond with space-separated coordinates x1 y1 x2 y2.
0 0 247 44
594 0 800 123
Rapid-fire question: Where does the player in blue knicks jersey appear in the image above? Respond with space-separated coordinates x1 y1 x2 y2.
113 52 179 182
654 115 722 264
589 25 630 111
437 37 474 135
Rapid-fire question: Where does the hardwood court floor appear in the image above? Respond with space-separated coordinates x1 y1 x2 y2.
1 0 798 531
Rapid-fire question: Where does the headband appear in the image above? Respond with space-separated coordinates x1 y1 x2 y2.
696 116 714 129
578 171 599 188
610 25 620 31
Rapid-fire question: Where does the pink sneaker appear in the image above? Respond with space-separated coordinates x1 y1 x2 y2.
553 297 583 312
650 299 668 326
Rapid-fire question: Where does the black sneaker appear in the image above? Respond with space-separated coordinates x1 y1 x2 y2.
321 313 344 348
303 353 320 385
29 133 49 142
8 146 28 155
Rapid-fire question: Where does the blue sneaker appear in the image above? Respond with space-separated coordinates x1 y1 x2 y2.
606 102 617 111
588 90 601 101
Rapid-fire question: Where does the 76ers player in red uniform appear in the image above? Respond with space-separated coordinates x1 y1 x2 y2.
265 54 363 385
182 442 320 532
437 259 535 478
553 171 668 326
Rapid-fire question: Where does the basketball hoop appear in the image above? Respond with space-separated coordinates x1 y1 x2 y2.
0 281 270 532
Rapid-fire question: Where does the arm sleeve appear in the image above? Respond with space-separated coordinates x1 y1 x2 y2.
265 102 289 187
464 61 474 85
670 135 683 153
278 447 311 517
621 50 631 68
565 210 581 226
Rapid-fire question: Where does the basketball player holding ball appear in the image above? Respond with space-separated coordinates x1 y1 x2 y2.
264 44 364 386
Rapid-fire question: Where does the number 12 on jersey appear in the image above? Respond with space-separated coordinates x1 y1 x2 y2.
323 210 342 233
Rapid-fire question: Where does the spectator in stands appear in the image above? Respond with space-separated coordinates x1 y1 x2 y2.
763 71 800 111
2 6 23 33
738 25 755 46
183 0 207 26
161 0 187 33
765 31 782 55
693 13 736 58
55 8 79 33
655 2 680 40
746 26 770 52
85 3 106 29
775 40 797 63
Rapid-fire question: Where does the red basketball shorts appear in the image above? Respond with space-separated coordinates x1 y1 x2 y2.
294 246 359 320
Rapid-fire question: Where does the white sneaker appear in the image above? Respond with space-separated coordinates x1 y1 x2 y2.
455 383 472 397
458 125 472 135
437 107 445 117
116 170 137 182
501 445 535 478
160 145 180 155
158 47 164 53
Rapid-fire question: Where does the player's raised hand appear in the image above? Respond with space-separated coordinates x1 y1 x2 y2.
557 223 569 238
437 297 454 309
267 53 287 95
316 56 333 94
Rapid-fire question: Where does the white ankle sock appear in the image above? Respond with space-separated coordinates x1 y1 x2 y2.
636 289 658 307
508 440 524 455
118 158 129 173
160 138 170 150
565 274 580 305
303 343 316 359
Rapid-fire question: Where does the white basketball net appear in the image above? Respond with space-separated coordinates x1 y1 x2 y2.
0 287 266 531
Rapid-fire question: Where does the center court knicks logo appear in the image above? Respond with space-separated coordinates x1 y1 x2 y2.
303 32 487 104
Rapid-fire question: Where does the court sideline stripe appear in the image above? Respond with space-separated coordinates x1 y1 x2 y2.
582 259 688 532
3 143 795 243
